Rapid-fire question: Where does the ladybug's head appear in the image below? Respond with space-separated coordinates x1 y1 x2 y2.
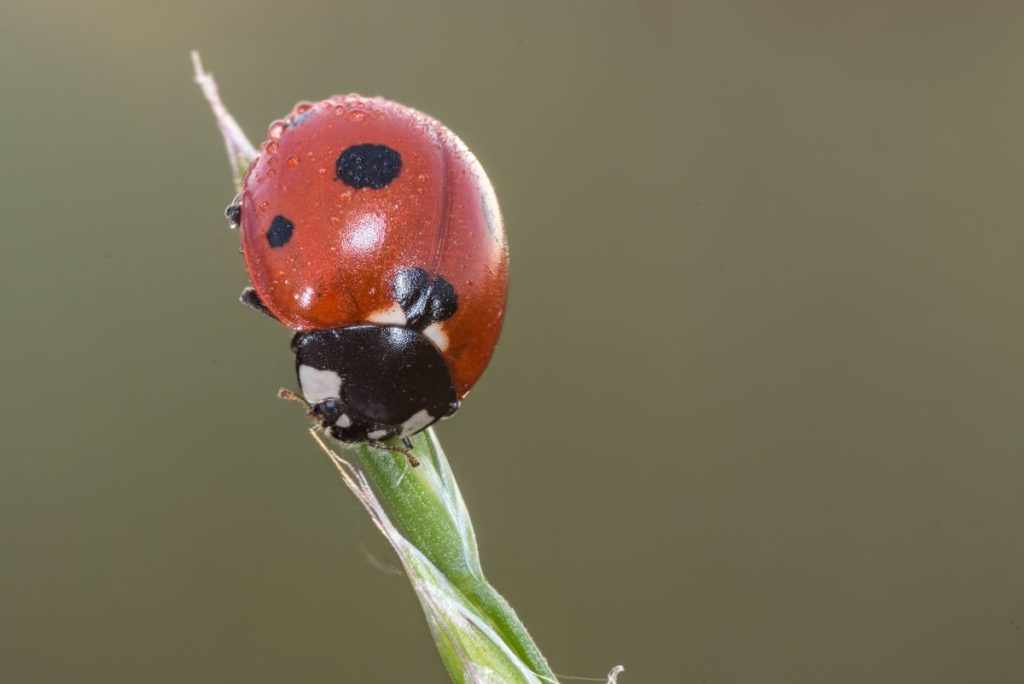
293 324 458 443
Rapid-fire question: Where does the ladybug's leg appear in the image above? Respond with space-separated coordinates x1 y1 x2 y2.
442 399 460 419
225 199 241 228
371 441 421 468
391 267 458 331
240 286 279 321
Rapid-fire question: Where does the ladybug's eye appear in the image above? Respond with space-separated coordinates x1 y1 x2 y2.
336 144 402 189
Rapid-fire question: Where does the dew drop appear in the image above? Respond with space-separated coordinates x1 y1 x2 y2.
286 156 299 168
294 102 313 114
264 141 279 154
267 120 287 140
258 201 270 212
345 109 367 123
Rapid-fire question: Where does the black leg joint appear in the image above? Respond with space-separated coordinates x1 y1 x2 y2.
240 287 279 321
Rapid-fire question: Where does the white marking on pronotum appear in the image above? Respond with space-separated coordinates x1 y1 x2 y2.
423 323 449 352
400 409 434 437
367 429 389 440
335 414 352 428
298 365 342 404
367 304 407 326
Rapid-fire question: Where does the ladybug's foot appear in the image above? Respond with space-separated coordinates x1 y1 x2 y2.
225 199 241 228
240 287 279 321
442 399 460 419
371 441 421 468
391 267 458 331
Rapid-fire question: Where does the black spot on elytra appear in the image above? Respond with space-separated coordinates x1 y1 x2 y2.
392 267 458 330
266 215 294 248
336 144 402 189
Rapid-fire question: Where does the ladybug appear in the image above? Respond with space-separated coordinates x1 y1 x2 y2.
227 96 508 446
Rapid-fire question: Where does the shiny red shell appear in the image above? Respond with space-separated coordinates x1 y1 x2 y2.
239 96 508 398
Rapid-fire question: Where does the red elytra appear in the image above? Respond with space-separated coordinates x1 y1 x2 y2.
239 96 508 398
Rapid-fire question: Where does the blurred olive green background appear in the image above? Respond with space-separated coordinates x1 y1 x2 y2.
2 1 1024 682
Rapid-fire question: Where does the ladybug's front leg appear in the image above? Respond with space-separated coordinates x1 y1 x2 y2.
240 287 279 321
